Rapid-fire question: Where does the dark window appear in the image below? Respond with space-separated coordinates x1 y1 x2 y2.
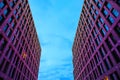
0 39 7 51
6 29 12 37
0 58 5 70
110 71 120 80
106 39 113 49
112 8 119 17
114 25 120 37
116 0 120 5
3 61 10 73
3 24 9 32
96 21 101 29
117 45 120 53
100 29 106 37
0 15 4 24
104 59 111 70
112 50 120 63
110 34 117 44
99 45 106 57
8 17 13 23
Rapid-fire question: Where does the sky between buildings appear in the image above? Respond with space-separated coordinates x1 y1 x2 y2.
28 0 84 80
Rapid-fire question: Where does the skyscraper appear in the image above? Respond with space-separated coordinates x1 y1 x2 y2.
72 0 120 80
0 0 41 80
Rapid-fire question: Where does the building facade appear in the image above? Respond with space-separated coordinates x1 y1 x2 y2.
72 0 120 80
0 0 41 80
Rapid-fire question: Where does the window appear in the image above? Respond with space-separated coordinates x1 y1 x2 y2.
99 45 106 57
96 21 101 29
3 24 9 32
0 15 4 24
112 50 120 63
94 0 98 3
8 17 13 23
116 0 120 6
11 22 16 28
104 59 111 70
117 45 120 53
112 9 119 17
104 24 109 32
6 29 12 37
99 17 104 24
14 9 17 15
97 2 102 8
102 9 108 16
110 34 117 44
3 61 10 73
108 16 114 24
110 72 120 80
4 8 10 16
10 1 14 8
114 25 120 37
0 39 7 51
100 29 106 37
95 10 98 15
0 1 5 9
106 2 112 10
105 39 113 49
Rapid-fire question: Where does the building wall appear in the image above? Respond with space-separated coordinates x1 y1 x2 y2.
72 0 120 80
0 0 41 80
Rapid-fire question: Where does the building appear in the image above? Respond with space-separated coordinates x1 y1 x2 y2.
72 0 120 80
0 0 41 80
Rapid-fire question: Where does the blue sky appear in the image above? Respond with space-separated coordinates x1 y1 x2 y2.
28 0 84 80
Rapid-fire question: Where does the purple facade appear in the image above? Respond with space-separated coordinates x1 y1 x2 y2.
72 0 120 80
0 0 41 80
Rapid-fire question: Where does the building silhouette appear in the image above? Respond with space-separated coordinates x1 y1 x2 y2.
0 0 41 80
72 0 120 80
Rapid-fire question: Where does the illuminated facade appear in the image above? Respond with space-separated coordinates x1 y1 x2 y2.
0 0 41 80
72 0 120 80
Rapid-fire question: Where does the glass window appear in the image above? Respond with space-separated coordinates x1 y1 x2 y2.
112 9 119 17
3 24 9 32
112 50 120 63
14 10 17 15
104 24 109 32
110 34 117 44
97 2 102 8
103 9 108 16
10 1 14 8
94 0 98 3
6 29 12 37
106 2 112 10
96 21 101 29
108 16 114 24
0 39 7 51
8 17 13 23
99 17 104 24
104 59 111 70
0 1 5 9
95 10 98 15
114 25 120 37
0 15 4 23
11 22 15 28
101 29 106 37
4 8 9 16
106 39 113 49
